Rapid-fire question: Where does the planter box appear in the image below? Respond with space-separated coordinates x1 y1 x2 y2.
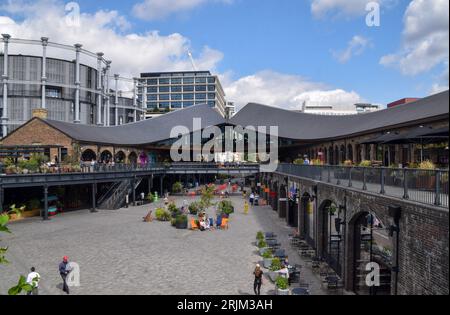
8 214 24 222
259 248 269 256
22 209 41 218
276 287 290 296
263 258 273 269
176 222 188 229
268 271 278 282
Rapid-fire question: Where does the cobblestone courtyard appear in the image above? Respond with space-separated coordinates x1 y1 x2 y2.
0 194 327 295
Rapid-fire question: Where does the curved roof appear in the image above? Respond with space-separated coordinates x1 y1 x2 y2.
43 104 226 146
230 90 449 141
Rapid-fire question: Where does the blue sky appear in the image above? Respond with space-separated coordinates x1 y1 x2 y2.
0 0 448 109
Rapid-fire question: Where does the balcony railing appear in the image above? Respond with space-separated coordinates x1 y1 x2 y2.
276 164 449 209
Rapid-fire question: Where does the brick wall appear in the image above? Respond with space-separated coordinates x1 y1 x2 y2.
267 174 449 295
1 118 74 157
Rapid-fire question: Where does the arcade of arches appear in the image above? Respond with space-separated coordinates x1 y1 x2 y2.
259 173 448 296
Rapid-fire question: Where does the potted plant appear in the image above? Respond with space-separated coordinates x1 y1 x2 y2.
258 240 269 256
168 203 180 218
256 231 265 242
262 249 274 269
172 182 183 194
417 160 437 189
24 199 41 218
275 276 290 295
8 204 26 222
359 160 372 168
155 208 171 222
268 258 282 282
147 192 155 204
218 200 234 218
188 202 202 215
328 203 338 216
175 214 188 229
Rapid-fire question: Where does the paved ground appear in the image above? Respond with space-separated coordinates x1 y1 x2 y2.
0 193 328 295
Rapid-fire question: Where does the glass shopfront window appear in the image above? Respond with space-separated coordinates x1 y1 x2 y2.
183 85 194 92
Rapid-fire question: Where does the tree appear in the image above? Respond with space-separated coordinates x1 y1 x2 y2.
0 213 35 295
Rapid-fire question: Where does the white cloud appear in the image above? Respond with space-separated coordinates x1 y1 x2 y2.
0 0 223 84
311 0 396 18
132 0 233 21
380 0 449 85
0 0 366 111
223 70 363 111
333 35 370 63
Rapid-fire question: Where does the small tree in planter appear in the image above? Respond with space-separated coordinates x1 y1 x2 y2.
168 203 180 218
172 182 183 194
268 258 283 282
175 215 188 229
188 202 203 215
275 276 290 295
256 231 265 242
258 240 268 256
217 200 234 218
155 208 171 222
262 249 274 269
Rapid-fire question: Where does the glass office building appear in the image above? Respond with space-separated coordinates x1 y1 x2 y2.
138 71 226 118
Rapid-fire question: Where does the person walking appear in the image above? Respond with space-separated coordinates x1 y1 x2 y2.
253 264 264 295
244 201 249 215
26 267 40 295
59 256 71 294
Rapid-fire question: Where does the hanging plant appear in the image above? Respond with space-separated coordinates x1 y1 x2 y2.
328 203 338 216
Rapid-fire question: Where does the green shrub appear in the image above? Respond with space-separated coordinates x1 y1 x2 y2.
270 258 282 271
172 182 183 194
359 160 372 167
147 192 155 203
419 160 436 170
188 202 203 215
218 200 234 216
256 231 265 241
275 276 289 290
262 249 273 259
257 240 267 249
293 159 304 165
170 218 177 227
155 208 171 221
168 202 179 214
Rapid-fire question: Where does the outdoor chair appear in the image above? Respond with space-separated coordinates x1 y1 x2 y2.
190 219 199 231
221 218 229 230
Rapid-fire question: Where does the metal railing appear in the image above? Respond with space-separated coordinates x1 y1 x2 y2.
276 164 449 209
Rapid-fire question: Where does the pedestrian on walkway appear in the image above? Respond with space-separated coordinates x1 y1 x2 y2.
244 201 249 215
253 264 264 295
59 256 71 294
26 267 40 295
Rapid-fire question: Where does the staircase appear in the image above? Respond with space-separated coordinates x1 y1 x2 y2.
97 178 143 210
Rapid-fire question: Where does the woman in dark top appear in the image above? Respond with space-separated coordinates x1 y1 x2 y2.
253 264 264 295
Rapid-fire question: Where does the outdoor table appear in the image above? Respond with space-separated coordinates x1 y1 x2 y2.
292 288 310 296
